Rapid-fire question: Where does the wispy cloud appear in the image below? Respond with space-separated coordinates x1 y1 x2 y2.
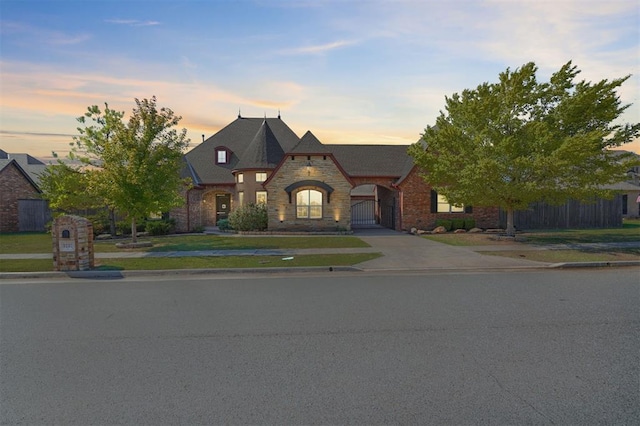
279 40 357 55
104 19 161 27
0 20 91 45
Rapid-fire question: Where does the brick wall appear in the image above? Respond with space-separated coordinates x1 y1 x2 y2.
398 167 501 231
265 155 352 231
0 163 41 233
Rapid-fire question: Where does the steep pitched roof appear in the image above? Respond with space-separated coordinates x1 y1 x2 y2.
234 120 285 170
184 117 300 184
290 131 330 154
328 144 411 178
0 159 42 192
0 150 47 188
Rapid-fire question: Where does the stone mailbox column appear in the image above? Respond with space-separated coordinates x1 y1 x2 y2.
52 215 95 271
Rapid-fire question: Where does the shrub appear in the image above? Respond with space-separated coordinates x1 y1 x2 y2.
228 203 268 231
145 218 176 236
435 219 453 231
117 219 148 235
464 218 476 230
451 218 465 230
217 218 232 231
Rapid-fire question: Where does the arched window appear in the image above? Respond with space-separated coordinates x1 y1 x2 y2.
296 189 322 219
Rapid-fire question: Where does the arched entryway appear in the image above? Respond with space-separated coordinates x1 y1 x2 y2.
350 184 397 229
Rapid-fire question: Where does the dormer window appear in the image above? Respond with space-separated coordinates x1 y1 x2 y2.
215 147 231 164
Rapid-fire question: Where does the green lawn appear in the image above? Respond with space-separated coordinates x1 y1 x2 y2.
0 233 370 254
484 248 640 263
424 219 640 246
0 253 381 273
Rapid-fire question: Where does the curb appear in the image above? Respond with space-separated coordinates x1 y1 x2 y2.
2 261 639 280
0 266 360 280
548 261 640 269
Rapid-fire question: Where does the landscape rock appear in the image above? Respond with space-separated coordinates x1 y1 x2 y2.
454 228 467 233
468 228 484 233
432 226 447 234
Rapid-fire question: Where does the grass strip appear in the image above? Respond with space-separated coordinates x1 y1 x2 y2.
485 248 640 263
0 253 382 273
0 233 371 254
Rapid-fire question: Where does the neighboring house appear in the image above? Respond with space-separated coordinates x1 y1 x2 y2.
0 149 50 232
173 115 500 232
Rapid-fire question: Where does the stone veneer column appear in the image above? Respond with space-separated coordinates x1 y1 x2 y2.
52 215 95 271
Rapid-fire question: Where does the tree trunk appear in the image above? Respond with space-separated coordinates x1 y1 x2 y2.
131 217 137 243
109 208 116 236
505 207 516 237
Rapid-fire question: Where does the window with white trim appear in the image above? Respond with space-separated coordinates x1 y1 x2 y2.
237 173 244 183
256 191 267 205
256 172 267 182
296 189 322 219
215 147 230 164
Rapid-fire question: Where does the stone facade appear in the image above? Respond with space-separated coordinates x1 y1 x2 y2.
52 215 94 271
265 155 352 231
0 162 41 233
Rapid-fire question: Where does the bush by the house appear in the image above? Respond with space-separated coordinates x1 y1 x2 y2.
464 218 476 230
435 219 453 231
451 218 465 230
145 218 176 236
228 203 268 232
116 219 146 235
217 218 233 231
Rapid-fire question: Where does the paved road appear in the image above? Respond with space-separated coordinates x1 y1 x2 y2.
2 268 638 424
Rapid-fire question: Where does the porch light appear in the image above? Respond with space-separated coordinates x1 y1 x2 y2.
306 160 312 175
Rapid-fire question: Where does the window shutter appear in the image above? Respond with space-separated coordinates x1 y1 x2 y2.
430 190 438 213
465 205 473 214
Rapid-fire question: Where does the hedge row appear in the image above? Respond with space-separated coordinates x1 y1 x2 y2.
435 218 476 231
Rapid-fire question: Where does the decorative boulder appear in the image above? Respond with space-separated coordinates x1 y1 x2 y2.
454 228 467 233
468 228 484 233
411 227 418 235
432 226 447 234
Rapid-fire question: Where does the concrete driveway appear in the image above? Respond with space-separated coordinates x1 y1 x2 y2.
353 227 548 271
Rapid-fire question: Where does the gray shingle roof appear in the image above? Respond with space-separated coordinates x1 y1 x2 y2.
328 144 411 177
184 117 300 184
234 120 285 170
290 131 330 154
0 149 48 188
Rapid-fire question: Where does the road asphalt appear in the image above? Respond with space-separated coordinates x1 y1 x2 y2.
1 227 639 278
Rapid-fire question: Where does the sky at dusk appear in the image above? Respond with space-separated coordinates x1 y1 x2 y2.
1 0 639 161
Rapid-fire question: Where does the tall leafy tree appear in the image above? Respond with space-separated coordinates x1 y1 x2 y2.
39 162 101 212
71 96 191 242
408 61 640 235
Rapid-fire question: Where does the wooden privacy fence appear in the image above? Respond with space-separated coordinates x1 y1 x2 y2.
499 196 623 230
18 199 51 232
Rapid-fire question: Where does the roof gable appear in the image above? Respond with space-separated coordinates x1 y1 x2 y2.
0 159 42 192
290 131 330 154
0 151 47 187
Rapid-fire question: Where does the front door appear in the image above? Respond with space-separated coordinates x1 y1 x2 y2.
216 194 231 223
